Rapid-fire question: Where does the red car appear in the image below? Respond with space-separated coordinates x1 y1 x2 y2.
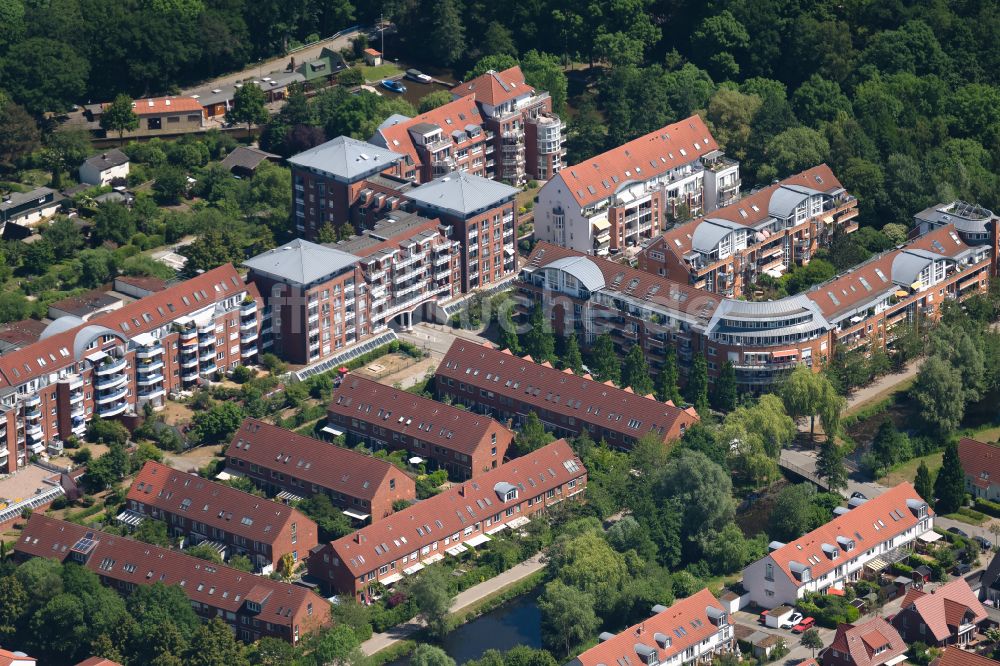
758 610 769 625
792 617 816 634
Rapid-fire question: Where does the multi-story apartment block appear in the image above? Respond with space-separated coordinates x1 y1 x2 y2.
327 374 514 480
741 483 932 609
914 200 999 247
309 438 585 602
0 264 260 474
224 418 415 523
640 165 859 297
370 96 493 183
535 115 739 254
405 172 519 292
519 218 992 390
821 617 907 666
124 461 318 573
892 579 987 647
289 136 408 240
15 514 330 644
453 66 565 183
569 588 734 666
435 340 699 449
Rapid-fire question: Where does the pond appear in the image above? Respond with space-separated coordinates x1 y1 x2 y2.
388 590 542 666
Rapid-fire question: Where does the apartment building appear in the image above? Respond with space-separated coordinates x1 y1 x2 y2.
741 483 933 609
0 264 260 475
124 461 318 573
224 418 415 523
640 165 859 297
435 340 698 449
535 115 739 254
569 588 734 666
309 438 585 601
957 437 1000 501
914 200 999 248
327 374 514 480
405 171 519 292
453 66 565 183
892 579 987 647
369 95 493 183
821 617 907 666
14 514 330 645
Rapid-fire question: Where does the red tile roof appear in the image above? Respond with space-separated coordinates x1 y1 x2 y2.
933 648 1000 666
76 659 122 666
958 437 1000 489
15 514 328 632
826 618 906 666
114 275 169 293
225 418 406 503
452 66 529 107
328 374 513 457
375 95 483 171
766 483 932 586
552 115 719 208
437 338 699 444
126 461 314 545
897 578 986 642
328 439 584 577
105 96 203 115
0 649 35 666
572 588 727 666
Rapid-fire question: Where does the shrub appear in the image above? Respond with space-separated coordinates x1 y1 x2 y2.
975 498 1000 517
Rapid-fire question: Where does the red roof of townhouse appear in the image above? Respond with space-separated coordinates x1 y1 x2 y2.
958 437 1000 489
0 264 257 388
106 96 203 115
375 95 483 172
225 418 405 503
76 659 122 666
126 461 315 545
767 483 932 586
437 337 698 443
0 649 35 666
897 579 987 642
571 588 726 666
328 374 513 457
114 275 169 293
452 65 530 107
552 114 720 208
15 514 329 633
328 439 584 577
826 617 907 666
932 648 1000 666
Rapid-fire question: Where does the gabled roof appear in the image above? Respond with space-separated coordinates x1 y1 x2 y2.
220 146 280 172
225 418 406 502
933 648 1000 666
244 238 358 286
548 115 719 208
370 95 483 172
826 618 906 666
452 66 531 107
288 136 404 182
328 374 513 456
126 461 312 544
406 170 518 217
897 578 986 641
0 648 35 666
82 149 129 171
75 657 122 666
570 588 726 666
0 187 58 212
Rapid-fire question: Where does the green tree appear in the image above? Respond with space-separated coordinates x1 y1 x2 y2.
411 643 457 666
42 217 84 260
184 617 249 666
656 450 734 558
428 0 465 67
40 129 91 187
481 21 517 57
701 522 768 575
538 579 600 657
781 365 844 441
562 333 583 374
464 55 519 80
521 50 568 115
685 354 709 415
185 543 224 564
912 356 966 436
93 201 137 245
692 10 749 80
934 440 965 514
190 401 244 444
657 347 682 404
417 90 455 114
915 460 934 503
0 99 40 171
588 333 619 384
565 96 605 163
816 440 849 491
497 302 520 355
517 411 554 454
152 166 188 204
227 82 269 136
713 361 738 412
523 303 555 362
30 593 88 662
247 637 296 665
621 344 654 396
763 126 830 177
100 94 139 145
409 565 452 637
77 248 119 288
792 75 852 125
135 518 172 547
769 484 825 541
296 492 353 542
0 38 89 114
801 628 824 657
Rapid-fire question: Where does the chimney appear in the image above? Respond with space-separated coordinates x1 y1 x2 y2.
458 484 465 497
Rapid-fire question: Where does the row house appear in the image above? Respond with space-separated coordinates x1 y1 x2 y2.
892 579 987 647
14 514 330 645
124 461 318 573
370 95 493 182
535 115 739 255
434 340 698 450
85 97 204 137
821 617 907 666
568 588 734 666
741 483 933 609
309 438 585 602
327 374 514 480
0 264 260 474
957 437 1000 501
452 66 565 183
640 164 859 297
224 418 415 523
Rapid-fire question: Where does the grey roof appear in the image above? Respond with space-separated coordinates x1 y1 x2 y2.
0 187 57 212
545 256 606 292
333 211 440 256
707 294 831 335
83 149 129 171
408 122 440 135
406 171 518 217
768 185 819 220
371 114 414 146
891 250 935 286
691 218 744 253
288 136 404 182
220 146 280 172
39 316 85 340
914 201 993 236
73 325 127 359
244 239 359 285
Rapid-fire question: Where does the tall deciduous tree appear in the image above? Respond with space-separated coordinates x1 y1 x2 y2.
686 354 709 415
538 580 599 657
655 450 735 558
40 129 91 187
523 302 555 362
521 50 568 115
589 333 619 384
816 440 848 491
428 0 465 67
934 439 965 514
100 94 139 145
226 82 269 136
0 37 89 114
622 344 654 395
497 302 521 355
410 565 453 637
912 356 966 436
517 411 554 453
781 365 844 441
713 361 738 411
0 99 40 171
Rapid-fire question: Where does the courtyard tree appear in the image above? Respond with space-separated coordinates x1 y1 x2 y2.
100 94 139 145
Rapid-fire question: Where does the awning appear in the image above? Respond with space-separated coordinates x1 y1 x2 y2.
343 509 370 520
865 557 890 572
409 457 425 465
771 350 798 359
919 532 943 543
504 247 515 257
464 534 491 548
116 509 145 527
85 350 109 362
593 218 611 231
379 572 403 585
445 544 468 556
485 523 508 535
194 540 227 555
827 587 845 596
885 656 907 666
215 469 243 481
276 490 305 503
422 553 444 565
763 264 786 278
321 425 344 436
403 563 425 575
507 516 530 529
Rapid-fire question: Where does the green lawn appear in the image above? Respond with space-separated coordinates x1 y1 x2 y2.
944 509 989 526
879 451 943 488
360 63 403 82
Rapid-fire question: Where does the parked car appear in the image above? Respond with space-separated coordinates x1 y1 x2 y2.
792 618 816 634
948 526 970 538
953 562 972 576
851 491 867 500
974 536 992 550
405 68 433 84
781 612 804 629
380 79 407 93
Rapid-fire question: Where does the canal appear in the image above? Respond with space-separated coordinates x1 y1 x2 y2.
388 590 542 666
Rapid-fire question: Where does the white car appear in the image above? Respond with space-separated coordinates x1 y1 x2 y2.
782 612 804 629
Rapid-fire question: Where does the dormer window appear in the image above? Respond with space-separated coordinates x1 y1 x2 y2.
494 482 518 503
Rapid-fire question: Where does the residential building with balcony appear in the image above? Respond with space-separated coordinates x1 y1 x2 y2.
327 374 514 480
435 340 698 450
453 66 565 183
568 588 734 666
640 165 858 297
741 483 933 609
124 461 318 573
535 115 738 254
820 617 907 666
224 418 415 523
309 438 585 602
14 514 330 645
891 579 987 647
914 200 999 247
0 264 261 474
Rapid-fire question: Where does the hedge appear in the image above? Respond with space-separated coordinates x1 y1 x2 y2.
975 498 1000 518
